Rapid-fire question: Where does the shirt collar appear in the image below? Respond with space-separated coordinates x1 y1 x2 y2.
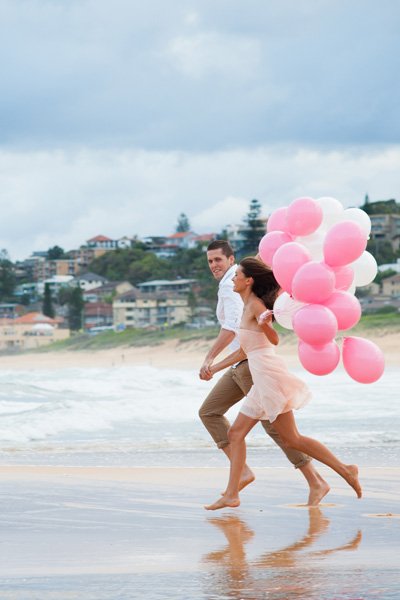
219 264 237 287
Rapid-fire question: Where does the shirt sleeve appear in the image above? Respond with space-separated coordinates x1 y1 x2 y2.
219 284 243 333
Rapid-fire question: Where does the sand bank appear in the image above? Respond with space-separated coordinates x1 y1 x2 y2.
0 330 399 371
0 466 399 598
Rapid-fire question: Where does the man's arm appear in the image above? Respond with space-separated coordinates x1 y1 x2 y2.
199 284 242 379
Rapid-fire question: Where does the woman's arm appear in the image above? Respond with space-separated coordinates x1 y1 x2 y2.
256 309 279 345
209 347 247 377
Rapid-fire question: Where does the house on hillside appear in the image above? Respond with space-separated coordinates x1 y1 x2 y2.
137 279 196 295
0 312 69 350
381 273 400 297
83 302 113 330
83 281 134 303
164 231 198 250
69 272 108 292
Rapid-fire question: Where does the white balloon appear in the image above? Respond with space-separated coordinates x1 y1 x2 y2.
273 292 306 330
296 230 325 261
344 208 371 236
352 251 378 287
316 197 345 230
347 280 356 295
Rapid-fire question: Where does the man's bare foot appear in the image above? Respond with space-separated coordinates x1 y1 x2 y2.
221 467 255 496
344 464 362 498
307 475 330 507
239 468 255 491
205 495 241 511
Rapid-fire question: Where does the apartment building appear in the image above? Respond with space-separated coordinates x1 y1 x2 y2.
370 214 400 251
113 288 189 330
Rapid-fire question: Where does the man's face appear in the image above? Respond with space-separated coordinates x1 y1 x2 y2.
207 248 235 281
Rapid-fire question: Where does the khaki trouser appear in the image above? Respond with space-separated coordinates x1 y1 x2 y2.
199 360 311 469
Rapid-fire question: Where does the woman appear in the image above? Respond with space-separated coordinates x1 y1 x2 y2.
205 257 361 510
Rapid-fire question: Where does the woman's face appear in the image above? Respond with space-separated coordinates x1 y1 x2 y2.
232 265 250 293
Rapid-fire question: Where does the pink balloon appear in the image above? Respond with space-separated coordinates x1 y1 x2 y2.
332 265 354 291
322 290 361 331
293 304 338 345
286 197 323 237
258 231 292 266
267 207 289 233
272 242 312 295
292 261 335 304
342 337 385 383
298 340 340 376
323 221 367 267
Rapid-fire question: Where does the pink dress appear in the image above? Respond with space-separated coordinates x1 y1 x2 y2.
238 329 311 423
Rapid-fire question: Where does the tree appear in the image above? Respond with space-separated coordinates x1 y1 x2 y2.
361 199 400 215
68 286 85 331
42 283 55 318
242 199 264 252
0 249 15 301
176 213 191 233
48 245 65 260
367 238 398 265
187 289 198 323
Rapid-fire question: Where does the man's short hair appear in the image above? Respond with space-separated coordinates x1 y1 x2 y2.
207 239 234 258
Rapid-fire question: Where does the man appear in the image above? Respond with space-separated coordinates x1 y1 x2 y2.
199 240 329 506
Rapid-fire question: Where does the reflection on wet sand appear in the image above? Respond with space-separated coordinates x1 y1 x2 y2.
202 509 362 599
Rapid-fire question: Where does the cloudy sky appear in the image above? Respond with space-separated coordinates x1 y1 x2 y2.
1 0 399 261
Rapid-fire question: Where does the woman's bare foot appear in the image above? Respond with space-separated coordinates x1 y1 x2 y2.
205 495 241 511
344 464 362 498
307 476 330 507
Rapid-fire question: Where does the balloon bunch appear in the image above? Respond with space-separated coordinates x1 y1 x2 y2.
258 196 385 384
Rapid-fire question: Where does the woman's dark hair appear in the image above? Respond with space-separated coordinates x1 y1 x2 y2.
239 257 280 312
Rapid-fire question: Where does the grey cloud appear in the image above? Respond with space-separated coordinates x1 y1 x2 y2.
0 0 399 150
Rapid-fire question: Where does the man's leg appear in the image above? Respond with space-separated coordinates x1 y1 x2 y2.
199 367 255 490
233 361 330 506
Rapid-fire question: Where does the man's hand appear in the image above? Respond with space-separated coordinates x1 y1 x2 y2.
199 360 213 380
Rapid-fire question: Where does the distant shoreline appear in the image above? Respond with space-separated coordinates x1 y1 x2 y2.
0 326 398 371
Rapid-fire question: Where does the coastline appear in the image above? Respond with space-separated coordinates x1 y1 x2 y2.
0 329 399 370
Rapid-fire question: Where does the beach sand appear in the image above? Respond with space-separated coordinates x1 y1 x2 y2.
0 330 399 371
0 336 399 598
0 466 399 599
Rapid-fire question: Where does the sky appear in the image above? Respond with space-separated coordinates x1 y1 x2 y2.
1 0 399 261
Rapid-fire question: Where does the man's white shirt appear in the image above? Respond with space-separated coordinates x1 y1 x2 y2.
216 264 243 353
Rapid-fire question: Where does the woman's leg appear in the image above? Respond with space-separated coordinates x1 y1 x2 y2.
273 411 362 498
205 413 258 510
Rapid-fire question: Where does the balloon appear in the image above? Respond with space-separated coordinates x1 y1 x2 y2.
331 265 354 291
258 231 292 266
322 290 362 331
292 261 335 304
352 251 378 287
316 196 345 230
293 304 338 345
295 230 325 261
344 208 371 236
298 340 340 376
286 197 323 237
273 292 305 330
272 242 312 295
323 221 367 267
267 207 289 233
347 281 356 295
342 337 385 383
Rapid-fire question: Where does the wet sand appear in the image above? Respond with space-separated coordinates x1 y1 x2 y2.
0 466 399 599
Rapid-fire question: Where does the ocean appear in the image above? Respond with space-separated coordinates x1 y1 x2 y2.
0 364 399 468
